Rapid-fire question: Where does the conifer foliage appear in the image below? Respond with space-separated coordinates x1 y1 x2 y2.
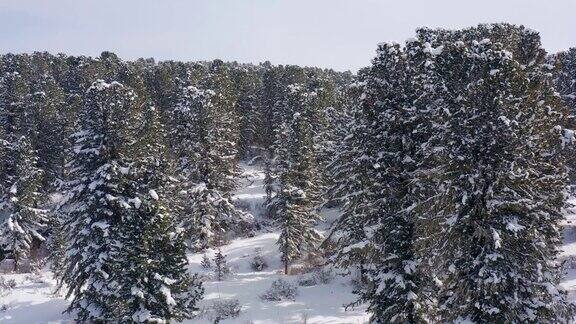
267 84 322 274
114 105 203 323
57 80 138 321
0 50 347 322
56 81 203 322
0 136 46 272
0 60 47 272
419 31 575 323
171 81 249 249
551 48 576 181
0 23 575 324
213 249 231 281
328 24 576 323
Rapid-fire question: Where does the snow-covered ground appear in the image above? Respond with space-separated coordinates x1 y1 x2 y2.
0 164 369 323
7 165 576 323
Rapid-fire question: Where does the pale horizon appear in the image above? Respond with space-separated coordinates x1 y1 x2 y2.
1 0 575 71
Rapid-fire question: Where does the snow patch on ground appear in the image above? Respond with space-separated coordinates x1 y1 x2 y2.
188 232 367 323
0 273 72 323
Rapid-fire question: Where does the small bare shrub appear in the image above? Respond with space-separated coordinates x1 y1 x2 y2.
250 248 268 272
199 298 242 323
260 278 298 301
0 277 17 290
297 267 335 286
314 267 335 284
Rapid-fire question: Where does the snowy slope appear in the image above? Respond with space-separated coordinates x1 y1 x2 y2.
0 164 369 324
9 164 576 323
188 163 369 323
231 163 267 217
187 233 367 324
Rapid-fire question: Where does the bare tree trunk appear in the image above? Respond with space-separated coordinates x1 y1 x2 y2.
13 252 18 272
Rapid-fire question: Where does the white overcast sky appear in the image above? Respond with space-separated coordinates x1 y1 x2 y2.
1 0 575 71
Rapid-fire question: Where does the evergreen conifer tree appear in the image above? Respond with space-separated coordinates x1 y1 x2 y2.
268 84 322 274
113 104 204 322
0 58 47 272
213 249 230 281
415 27 576 323
171 76 250 249
0 136 47 271
327 43 428 323
57 80 140 321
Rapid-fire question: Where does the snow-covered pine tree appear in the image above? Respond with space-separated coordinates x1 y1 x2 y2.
263 66 306 217
201 253 212 269
147 60 186 112
0 58 33 150
417 30 575 322
0 58 48 272
553 48 576 113
262 65 294 210
0 136 47 272
301 72 341 207
29 69 70 189
324 72 374 288
47 206 67 282
213 249 230 281
312 95 347 206
56 80 140 321
114 104 204 322
324 68 370 238
199 60 242 193
268 84 322 275
234 66 264 159
327 42 430 323
171 63 250 249
551 48 576 182
260 63 285 157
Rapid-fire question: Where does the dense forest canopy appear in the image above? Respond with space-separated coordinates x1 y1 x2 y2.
2 23 576 323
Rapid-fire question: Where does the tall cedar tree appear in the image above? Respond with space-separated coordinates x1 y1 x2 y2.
327 43 426 323
57 80 140 321
551 48 576 181
415 28 576 322
0 61 47 271
171 61 250 249
269 84 322 274
0 136 47 271
213 249 230 281
29 54 71 190
114 104 203 322
234 66 264 159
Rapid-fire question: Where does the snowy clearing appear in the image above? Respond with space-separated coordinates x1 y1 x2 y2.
3 165 576 323
0 165 369 324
